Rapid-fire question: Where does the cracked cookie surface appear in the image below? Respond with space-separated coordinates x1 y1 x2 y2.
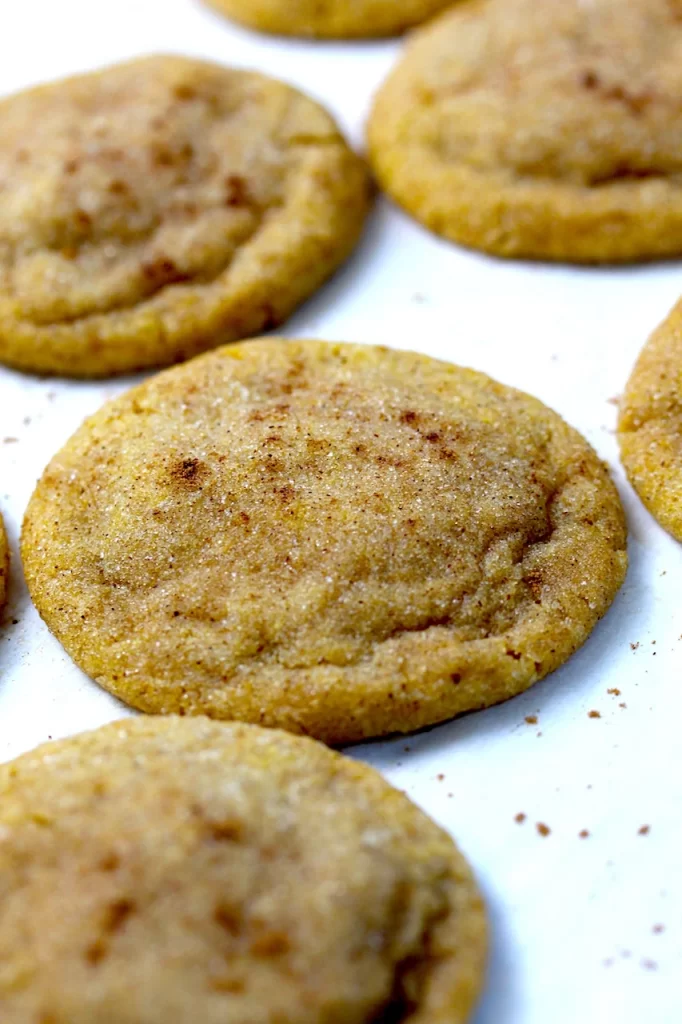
0 55 370 377
21 340 627 743
368 0 682 263
619 298 682 541
204 0 455 39
0 716 486 1023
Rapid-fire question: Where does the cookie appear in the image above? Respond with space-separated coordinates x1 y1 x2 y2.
0 715 486 1023
0 513 7 614
368 0 682 263
22 340 627 744
205 0 454 38
0 56 370 377
618 299 682 541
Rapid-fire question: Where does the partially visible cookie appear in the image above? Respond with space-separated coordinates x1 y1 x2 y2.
368 0 682 263
0 56 370 377
0 716 487 1023
0 513 7 613
619 299 682 541
205 0 454 38
22 339 627 744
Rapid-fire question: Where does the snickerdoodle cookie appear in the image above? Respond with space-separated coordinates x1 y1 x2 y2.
22 340 627 743
0 56 369 377
0 716 486 1023
368 0 682 263
206 0 454 39
619 298 682 540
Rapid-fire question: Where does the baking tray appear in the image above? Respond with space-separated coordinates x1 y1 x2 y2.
2 2 682 1021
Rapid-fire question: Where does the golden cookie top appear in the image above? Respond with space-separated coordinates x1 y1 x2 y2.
0 717 486 1023
22 340 627 743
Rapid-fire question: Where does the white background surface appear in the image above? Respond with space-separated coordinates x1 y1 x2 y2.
1 2 682 1021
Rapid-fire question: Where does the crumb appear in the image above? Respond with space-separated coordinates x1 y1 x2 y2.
588 710 601 719
651 640 656 645
515 812 526 824
579 829 590 839
619 702 627 708
404 746 411 753
641 959 658 971
536 822 550 837
652 924 665 935
2 437 18 444
525 714 538 724
630 642 640 650
608 688 621 696
22 416 31 426
660 570 667 576
11 619 18 626
638 825 651 836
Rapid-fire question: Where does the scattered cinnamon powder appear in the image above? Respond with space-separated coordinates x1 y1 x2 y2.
536 822 550 837
588 710 601 719
515 813 526 824
607 688 620 696
579 830 590 839
638 825 651 836
525 715 538 725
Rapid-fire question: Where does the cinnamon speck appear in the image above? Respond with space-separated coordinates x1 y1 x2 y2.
515 813 526 824
607 688 621 696
588 710 601 719
652 924 665 935
638 825 651 836
536 822 551 837
525 714 538 725
630 642 640 651
619 702 627 708
579 829 590 839
436 773 445 781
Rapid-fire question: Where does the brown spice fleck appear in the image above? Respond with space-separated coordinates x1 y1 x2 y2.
607 688 621 696
514 812 526 824
525 714 538 724
536 822 551 837
579 829 590 839
638 825 651 836
224 174 251 207
630 642 640 651
250 930 290 957
588 710 601 719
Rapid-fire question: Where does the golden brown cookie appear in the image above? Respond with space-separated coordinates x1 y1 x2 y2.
618 299 682 540
205 0 454 38
0 513 7 614
368 0 682 263
0 56 370 377
22 340 627 744
0 715 486 1024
